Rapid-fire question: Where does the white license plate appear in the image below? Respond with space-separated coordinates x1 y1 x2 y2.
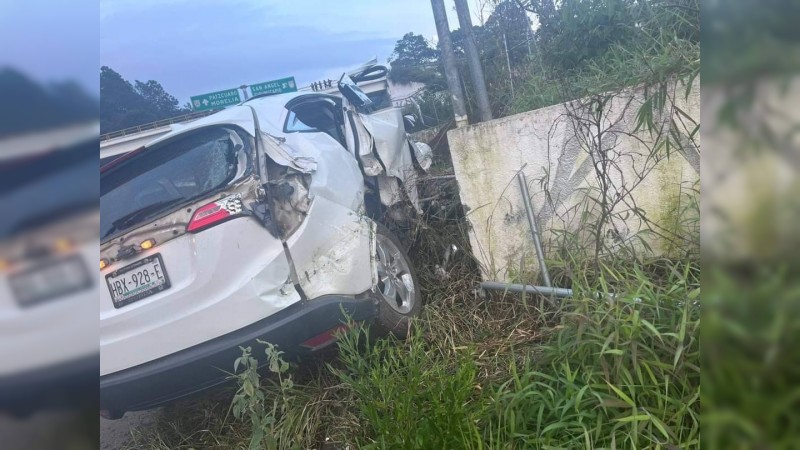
9 255 92 307
105 253 170 308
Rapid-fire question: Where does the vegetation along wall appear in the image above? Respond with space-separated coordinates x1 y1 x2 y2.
449 79 700 281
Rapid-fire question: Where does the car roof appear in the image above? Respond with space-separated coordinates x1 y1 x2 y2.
143 91 330 150
102 91 333 174
144 104 258 149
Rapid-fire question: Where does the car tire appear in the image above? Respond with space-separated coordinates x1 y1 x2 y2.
372 223 422 338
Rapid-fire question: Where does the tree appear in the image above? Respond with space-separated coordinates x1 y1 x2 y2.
484 0 532 66
388 32 444 88
0 68 97 139
100 66 188 134
135 80 181 117
518 0 642 73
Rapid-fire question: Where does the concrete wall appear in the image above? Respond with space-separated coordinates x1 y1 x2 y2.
448 80 700 281
702 77 800 263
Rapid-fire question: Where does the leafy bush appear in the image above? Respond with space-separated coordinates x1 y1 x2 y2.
231 341 298 450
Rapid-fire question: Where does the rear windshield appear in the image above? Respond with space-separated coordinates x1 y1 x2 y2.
100 126 250 242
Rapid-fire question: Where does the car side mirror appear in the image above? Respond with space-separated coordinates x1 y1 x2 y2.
338 73 373 108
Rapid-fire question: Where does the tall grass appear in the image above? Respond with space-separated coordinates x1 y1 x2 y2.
702 266 800 449
487 260 700 449
330 326 485 449
126 259 699 449
318 259 700 449
124 184 700 449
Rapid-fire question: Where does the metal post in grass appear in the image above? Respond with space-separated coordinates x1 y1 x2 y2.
517 171 551 287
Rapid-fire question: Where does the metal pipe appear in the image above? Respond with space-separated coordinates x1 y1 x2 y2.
517 171 552 287
481 281 572 298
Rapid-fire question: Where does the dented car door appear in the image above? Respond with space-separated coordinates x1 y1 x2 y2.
248 100 375 300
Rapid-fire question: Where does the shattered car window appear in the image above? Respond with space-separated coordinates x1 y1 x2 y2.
100 127 248 242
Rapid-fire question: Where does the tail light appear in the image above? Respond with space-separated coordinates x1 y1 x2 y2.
186 194 244 233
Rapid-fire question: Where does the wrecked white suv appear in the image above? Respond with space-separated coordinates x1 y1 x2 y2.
99 69 432 417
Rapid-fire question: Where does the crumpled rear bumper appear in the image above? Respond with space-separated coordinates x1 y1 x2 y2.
100 293 377 416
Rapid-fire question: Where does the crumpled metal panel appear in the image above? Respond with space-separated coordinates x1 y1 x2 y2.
260 131 318 174
348 111 375 158
358 108 412 180
284 198 374 299
265 122 374 299
411 141 433 171
358 108 422 209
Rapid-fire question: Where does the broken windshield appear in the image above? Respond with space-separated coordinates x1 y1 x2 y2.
100 126 249 242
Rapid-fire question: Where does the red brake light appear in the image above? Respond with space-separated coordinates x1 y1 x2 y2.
186 195 243 233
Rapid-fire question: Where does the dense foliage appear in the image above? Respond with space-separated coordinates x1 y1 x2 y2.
390 0 700 122
0 68 97 139
100 66 188 134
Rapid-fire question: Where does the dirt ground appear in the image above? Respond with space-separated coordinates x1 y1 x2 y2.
99 409 161 449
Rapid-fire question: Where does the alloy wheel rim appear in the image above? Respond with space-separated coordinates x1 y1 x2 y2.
375 235 415 314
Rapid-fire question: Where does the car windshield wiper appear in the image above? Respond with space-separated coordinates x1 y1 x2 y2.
102 198 184 241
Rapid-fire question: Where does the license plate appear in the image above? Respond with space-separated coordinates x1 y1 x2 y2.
105 254 170 308
9 255 92 308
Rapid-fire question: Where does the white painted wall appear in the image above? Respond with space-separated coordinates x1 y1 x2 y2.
448 80 700 281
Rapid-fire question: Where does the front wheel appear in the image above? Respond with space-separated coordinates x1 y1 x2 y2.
372 223 422 338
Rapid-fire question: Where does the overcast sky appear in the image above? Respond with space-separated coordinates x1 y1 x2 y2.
100 0 466 104
0 0 98 93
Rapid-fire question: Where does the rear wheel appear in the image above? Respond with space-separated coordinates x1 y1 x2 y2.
373 224 421 338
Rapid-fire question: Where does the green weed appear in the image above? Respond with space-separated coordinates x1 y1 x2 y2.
488 260 700 449
330 323 485 449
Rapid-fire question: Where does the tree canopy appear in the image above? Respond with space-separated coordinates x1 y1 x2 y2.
388 32 444 88
100 66 187 134
388 0 699 121
0 68 97 139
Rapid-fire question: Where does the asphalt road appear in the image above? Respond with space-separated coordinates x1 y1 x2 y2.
100 409 161 449
0 409 97 450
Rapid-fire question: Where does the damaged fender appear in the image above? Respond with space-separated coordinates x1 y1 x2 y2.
254 115 377 300
354 108 425 211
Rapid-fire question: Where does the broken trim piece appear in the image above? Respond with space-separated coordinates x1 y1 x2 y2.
259 130 317 173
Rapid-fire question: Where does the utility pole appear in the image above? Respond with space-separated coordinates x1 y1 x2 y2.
503 32 514 100
454 0 492 122
430 0 468 127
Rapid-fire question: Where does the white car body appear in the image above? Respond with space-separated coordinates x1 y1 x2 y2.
0 130 99 414
99 77 430 414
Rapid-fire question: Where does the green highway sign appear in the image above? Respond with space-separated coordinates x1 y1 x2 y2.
250 77 297 96
190 88 241 111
